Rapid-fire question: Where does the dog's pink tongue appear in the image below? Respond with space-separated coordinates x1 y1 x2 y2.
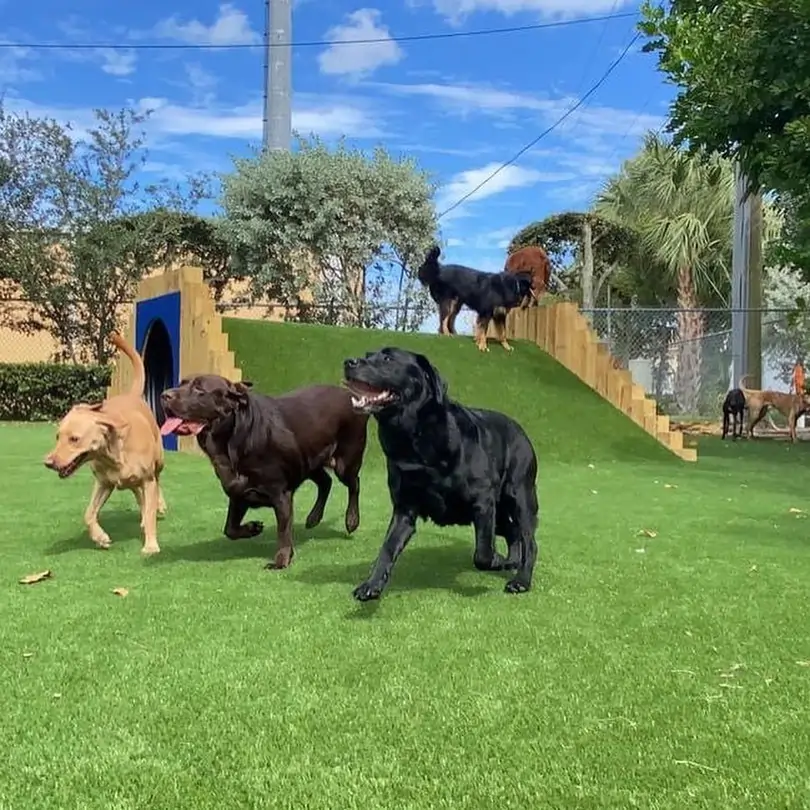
160 417 183 436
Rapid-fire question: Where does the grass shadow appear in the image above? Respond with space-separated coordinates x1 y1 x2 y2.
45 509 143 556
296 543 494 600
155 520 345 564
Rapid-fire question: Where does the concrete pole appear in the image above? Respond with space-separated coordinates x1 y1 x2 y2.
731 164 763 390
263 0 292 152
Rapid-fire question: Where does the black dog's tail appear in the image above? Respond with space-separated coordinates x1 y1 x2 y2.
417 245 442 287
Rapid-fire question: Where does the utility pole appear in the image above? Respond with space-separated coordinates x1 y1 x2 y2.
730 163 763 389
263 0 292 152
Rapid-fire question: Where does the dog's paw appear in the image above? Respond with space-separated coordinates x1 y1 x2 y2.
227 521 264 540
265 548 293 570
352 580 383 602
141 544 161 557
345 510 360 535
92 533 111 550
504 578 530 594
305 510 324 530
473 551 509 571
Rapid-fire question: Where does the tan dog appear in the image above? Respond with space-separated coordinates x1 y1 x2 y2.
44 332 166 554
739 375 810 443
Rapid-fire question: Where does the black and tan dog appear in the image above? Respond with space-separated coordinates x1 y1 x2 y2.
343 347 539 601
721 388 746 440
160 376 368 569
417 245 534 352
739 375 810 442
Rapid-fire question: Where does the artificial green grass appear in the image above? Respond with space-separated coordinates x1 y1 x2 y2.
2 323 810 809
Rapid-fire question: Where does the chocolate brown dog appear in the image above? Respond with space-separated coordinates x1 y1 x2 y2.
739 375 810 442
160 375 369 569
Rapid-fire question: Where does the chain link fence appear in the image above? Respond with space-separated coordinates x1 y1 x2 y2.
581 308 800 418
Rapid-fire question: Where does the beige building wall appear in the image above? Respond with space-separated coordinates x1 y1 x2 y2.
0 269 309 365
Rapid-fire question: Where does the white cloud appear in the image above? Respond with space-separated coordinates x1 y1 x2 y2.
435 162 572 214
4 95 382 143
422 0 634 24
318 9 403 79
154 3 260 46
0 43 39 84
373 80 664 153
184 63 218 105
97 48 137 76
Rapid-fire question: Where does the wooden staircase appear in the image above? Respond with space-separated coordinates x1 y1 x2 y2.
504 303 697 462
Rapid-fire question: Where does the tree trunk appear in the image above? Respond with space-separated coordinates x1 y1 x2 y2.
580 218 594 312
674 266 704 414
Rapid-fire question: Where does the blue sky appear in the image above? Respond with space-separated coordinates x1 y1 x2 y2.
0 0 671 278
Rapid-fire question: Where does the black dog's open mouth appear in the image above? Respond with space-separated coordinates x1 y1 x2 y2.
55 453 88 479
343 380 397 411
160 416 207 437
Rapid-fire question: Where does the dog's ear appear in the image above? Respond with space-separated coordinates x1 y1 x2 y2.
414 353 448 404
227 381 252 404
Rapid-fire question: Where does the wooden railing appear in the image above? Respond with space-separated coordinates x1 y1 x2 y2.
505 303 697 462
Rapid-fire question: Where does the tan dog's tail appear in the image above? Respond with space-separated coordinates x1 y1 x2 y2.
110 331 145 397
738 374 752 392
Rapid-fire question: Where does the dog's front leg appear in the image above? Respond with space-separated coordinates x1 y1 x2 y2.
353 511 417 601
85 478 114 549
472 504 509 571
223 496 264 540
135 479 161 555
268 491 294 570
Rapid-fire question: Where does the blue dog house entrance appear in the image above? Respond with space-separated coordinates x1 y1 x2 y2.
142 319 175 450
135 290 181 451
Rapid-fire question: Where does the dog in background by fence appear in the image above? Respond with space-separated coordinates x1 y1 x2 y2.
721 388 745 440
738 375 810 443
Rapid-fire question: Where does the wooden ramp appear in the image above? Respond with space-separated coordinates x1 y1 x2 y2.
505 303 697 462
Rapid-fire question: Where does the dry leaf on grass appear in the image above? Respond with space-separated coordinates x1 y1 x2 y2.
664 483 678 489
112 588 129 598
22 652 34 659
797 661 810 667
789 507 805 514
19 570 52 585
638 529 658 538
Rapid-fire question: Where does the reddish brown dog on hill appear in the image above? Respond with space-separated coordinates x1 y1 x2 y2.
44 333 166 554
504 245 551 307
160 376 369 570
739 375 810 442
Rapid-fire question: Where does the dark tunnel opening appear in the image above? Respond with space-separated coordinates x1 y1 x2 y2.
142 318 174 428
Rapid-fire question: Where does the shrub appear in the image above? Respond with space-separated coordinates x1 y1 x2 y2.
0 363 112 422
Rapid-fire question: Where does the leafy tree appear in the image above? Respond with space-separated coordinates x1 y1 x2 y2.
640 0 810 269
509 212 635 308
217 135 437 330
593 133 735 413
0 103 213 363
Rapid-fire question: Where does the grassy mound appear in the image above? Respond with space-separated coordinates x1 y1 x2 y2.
1 321 809 808
222 318 676 466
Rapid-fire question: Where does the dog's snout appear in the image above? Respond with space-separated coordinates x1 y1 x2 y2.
43 455 56 470
344 358 359 372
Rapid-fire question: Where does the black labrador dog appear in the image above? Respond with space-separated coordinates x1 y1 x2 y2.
417 245 534 352
343 347 539 601
722 387 746 440
160 375 368 569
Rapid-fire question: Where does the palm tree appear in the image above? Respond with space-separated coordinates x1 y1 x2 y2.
594 133 735 413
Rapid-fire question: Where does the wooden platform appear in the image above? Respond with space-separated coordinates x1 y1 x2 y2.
505 303 697 462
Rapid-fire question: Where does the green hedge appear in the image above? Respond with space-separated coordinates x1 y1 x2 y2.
0 363 112 422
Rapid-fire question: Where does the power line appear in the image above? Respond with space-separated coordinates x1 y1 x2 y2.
0 11 638 51
437 30 641 220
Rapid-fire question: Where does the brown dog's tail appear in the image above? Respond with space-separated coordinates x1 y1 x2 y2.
110 331 146 397
738 374 752 391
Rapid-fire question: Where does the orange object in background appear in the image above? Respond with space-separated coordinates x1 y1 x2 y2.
792 361 805 394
